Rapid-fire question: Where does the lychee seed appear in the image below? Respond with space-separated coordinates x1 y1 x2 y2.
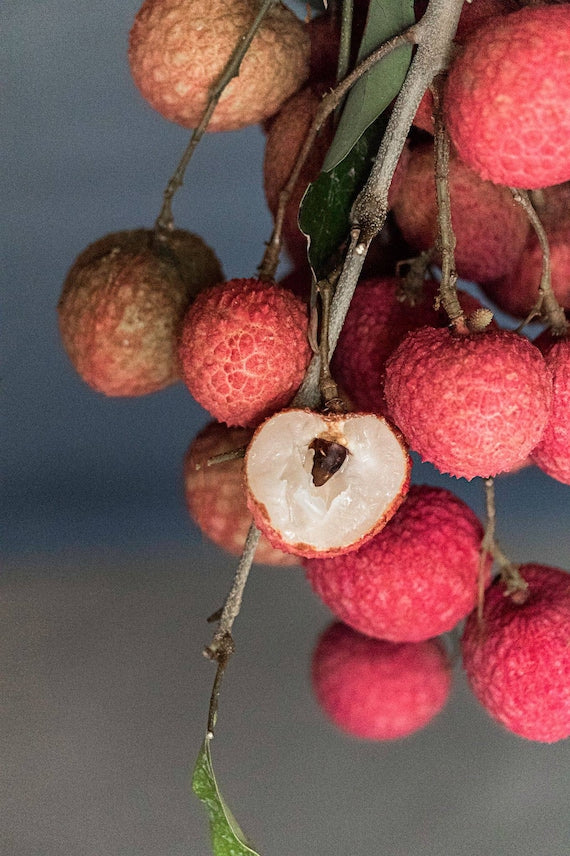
312 622 452 740
245 408 411 558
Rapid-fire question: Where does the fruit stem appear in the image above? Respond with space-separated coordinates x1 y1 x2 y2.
509 188 569 337
317 267 345 411
154 0 279 237
431 74 468 334
337 0 354 86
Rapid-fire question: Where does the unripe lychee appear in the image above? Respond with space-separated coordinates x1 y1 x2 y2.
392 143 529 283
332 277 494 417
178 278 311 427
384 327 553 480
530 336 570 485
312 622 452 740
483 224 570 318
462 564 570 743
183 421 297 565
444 6 570 189
128 0 310 132
57 229 223 396
245 408 410 558
304 485 490 642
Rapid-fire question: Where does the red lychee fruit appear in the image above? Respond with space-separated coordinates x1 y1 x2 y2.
530 336 570 485
128 0 310 132
178 278 311 428
304 484 491 642
483 224 570 318
462 564 570 743
384 327 553 480
331 277 494 417
183 421 297 566
57 228 223 396
444 6 570 189
245 408 411 559
312 622 452 740
392 143 529 284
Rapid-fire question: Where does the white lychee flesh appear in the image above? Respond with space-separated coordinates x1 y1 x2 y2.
245 409 410 558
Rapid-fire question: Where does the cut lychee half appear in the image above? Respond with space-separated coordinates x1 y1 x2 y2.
245 409 411 558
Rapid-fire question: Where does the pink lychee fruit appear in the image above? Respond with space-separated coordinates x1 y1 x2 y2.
530 335 570 485
312 622 452 740
444 6 570 189
57 228 223 396
245 408 411 559
483 223 570 318
183 421 297 565
384 327 553 480
304 484 491 642
128 0 310 132
178 278 311 428
331 277 494 417
462 564 570 743
392 143 530 284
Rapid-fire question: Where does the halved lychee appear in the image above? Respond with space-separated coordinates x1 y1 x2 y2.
245 409 410 558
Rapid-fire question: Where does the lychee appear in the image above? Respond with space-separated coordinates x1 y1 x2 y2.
392 143 529 284
461 564 570 743
128 0 310 132
384 327 552 480
530 336 570 485
311 622 452 740
245 408 410 558
183 421 297 565
57 228 223 396
178 278 311 428
331 277 494 417
304 485 490 642
444 6 570 189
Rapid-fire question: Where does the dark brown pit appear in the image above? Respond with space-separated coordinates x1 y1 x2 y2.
309 438 349 487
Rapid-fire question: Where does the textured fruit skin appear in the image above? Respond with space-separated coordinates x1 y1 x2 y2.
129 0 310 132
304 485 490 642
531 337 570 485
331 278 491 417
183 421 297 565
392 143 529 284
384 327 552 480
246 408 411 559
312 622 452 740
444 6 570 189
462 565 570 743
178 278 311 427
484 224 570 318
58 229 223 396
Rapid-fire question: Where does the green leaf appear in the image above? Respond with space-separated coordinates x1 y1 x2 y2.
322 0 415 171
193 737 261 856
298 114 387 279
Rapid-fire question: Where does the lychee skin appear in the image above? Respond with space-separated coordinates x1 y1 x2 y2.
183 421 297 566
58 229 223 396
304 485 491 643
178 278 311 428
129 0 310 132
331 278 491 417
384 327 552 480
444 6 570 189
462 564 570 743
392 143 529 284
312 622 452 740
531 337 570 485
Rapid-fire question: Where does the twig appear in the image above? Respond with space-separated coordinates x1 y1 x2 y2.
337 0 353 85
509 188 568 336
155 0 278 237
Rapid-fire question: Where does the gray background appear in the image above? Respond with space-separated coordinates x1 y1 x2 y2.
3 2 569 855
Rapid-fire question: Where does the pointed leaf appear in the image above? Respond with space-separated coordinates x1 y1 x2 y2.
323 0 415 171
298 115 387 279
193 737 261 856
